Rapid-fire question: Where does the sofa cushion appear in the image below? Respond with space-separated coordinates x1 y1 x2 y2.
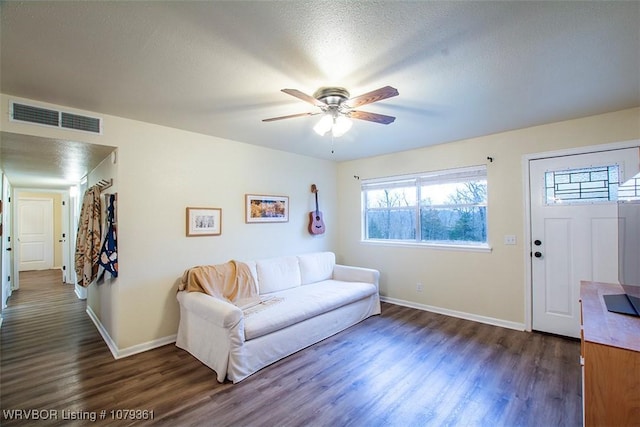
256 256 301 294
297 252 335 285
243 280 376 340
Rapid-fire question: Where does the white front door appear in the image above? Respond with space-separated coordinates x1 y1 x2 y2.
530 148 639 338
18 198 54 271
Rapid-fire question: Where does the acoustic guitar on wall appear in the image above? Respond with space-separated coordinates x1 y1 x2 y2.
308 184 326 235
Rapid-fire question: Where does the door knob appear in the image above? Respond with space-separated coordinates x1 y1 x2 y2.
6 247 11 251
534 239 542 246
534 251 542 258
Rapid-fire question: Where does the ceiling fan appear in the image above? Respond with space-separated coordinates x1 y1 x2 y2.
262 86 399 137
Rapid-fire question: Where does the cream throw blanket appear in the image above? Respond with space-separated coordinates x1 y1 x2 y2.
179 260 262 309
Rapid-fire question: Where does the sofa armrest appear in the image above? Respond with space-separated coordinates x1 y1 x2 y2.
333 264 380 290
176 291 245 382
176 291 243 328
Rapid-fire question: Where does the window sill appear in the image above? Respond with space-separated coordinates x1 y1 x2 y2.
360 239 493 253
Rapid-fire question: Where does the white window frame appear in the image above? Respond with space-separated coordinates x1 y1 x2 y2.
361 165 490 252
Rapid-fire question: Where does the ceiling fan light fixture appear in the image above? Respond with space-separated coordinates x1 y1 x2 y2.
265 85 398 137
313 113 353 137
332 115 352 137
313 114 333 136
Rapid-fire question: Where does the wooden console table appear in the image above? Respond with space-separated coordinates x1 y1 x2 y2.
580 281 640 427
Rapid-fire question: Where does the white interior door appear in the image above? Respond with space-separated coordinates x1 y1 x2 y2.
530 148 639 338
18 198 54 271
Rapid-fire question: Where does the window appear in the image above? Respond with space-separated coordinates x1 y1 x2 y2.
545 165 620 204
362 166 488 248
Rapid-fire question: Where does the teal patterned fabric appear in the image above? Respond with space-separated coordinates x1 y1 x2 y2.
98 194 118 278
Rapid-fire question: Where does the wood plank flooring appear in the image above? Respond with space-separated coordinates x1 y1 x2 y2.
1 269 582 426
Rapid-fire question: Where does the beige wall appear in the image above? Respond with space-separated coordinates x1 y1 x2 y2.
1 94 338 351
337 107 640 325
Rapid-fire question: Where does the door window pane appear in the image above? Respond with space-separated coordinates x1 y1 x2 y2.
545 165 620 204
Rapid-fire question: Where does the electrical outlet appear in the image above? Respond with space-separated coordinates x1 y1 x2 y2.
416 282 423 292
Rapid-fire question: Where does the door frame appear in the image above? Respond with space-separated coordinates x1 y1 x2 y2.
522 138 640 332
1 175 12 311
61 191 72 284
13 189 72 281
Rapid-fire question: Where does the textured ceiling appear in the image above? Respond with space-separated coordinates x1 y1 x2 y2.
1 1 639 189
0 132 116 190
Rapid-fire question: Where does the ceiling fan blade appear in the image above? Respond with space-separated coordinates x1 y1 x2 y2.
349 110 396 125
345 86 399 109
281 89 327 107
262 112 320 122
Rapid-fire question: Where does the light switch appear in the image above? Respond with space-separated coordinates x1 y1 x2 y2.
504 235 517 245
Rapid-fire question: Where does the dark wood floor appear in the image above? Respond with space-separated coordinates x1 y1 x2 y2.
0 269 582 426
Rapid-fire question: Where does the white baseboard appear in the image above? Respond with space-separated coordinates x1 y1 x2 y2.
85 306 176 359
117 334 177 359
380 296 526 332
86 306 119 358
74 287 87 300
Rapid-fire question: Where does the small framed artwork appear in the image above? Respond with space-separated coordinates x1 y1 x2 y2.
245 194 289 223
186 207 222 236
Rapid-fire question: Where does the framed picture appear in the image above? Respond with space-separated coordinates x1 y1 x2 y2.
186 207 222 236
245 194 289 223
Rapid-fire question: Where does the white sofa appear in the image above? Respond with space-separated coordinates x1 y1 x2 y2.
176 252 380 383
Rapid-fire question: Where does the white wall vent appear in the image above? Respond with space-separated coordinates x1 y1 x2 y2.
10 101 103 134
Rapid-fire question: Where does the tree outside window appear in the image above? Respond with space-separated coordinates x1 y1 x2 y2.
363 167 487 247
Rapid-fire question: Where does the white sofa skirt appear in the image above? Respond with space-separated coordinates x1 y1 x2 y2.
176 291 380 383
229 294 380 382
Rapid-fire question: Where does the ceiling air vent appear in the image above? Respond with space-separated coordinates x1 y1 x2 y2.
61 111 101 134
11 102 60 127
10 101 103 134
